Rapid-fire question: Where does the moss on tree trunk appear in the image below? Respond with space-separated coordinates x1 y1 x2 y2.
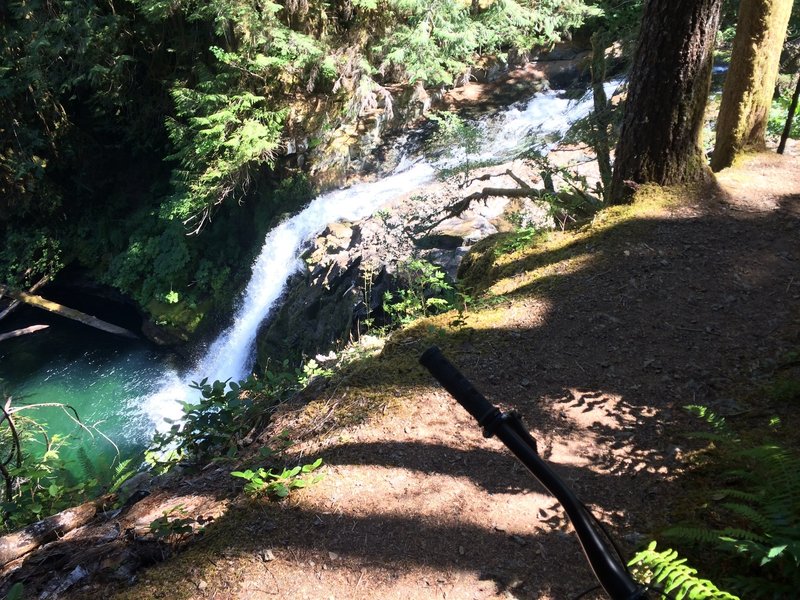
610 0 723 202
711 0 794 171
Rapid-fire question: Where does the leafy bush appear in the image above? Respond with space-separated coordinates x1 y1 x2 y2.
768 77 800 140
231 457 323 498
148 360 333 469
383 259 460 325
149 378 266 468
0 230 63 289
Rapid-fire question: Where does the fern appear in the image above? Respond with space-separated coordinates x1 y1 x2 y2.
108 458 138 494
662 526 732 545
684 405 734 437
629 541 739 599
661 411 800 597
720 502 771 532
76 446 97 481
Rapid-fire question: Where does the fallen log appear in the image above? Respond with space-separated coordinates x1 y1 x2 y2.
0 501 97 566
0 325 49 343
0 288 137 340
0 276 50 322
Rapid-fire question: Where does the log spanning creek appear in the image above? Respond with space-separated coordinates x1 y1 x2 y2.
0 80 619 468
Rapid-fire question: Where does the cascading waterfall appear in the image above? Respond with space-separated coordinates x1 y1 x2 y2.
144 80 621 428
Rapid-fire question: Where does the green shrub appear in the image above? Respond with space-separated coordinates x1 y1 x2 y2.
231 457 323 498
148 360 333 470
383 259 460 325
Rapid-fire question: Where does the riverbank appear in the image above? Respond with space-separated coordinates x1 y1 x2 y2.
3 150 796 598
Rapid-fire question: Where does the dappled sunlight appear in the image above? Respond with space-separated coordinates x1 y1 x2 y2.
488 252 595 296
551 388 656 431
127 492 226 536
454 298 553 331
47 155 799 600
293 462 557 536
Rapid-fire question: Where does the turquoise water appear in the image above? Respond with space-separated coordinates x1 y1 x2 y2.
0 308 182 469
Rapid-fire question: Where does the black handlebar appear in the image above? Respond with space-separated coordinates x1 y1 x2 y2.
420 346 648 600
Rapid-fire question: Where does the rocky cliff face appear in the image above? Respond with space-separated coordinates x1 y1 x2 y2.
255 44 600 368
254 166 554 368
281 45 594 192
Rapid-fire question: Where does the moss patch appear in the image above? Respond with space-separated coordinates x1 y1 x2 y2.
458 183 682 297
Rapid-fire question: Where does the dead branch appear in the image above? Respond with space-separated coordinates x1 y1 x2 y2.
463 169 532 190
0 501 99 566
462 187 545 204
0 288 137 339
414 186 546 235
0 275 50 322
0 325 49 343
503 169 532 190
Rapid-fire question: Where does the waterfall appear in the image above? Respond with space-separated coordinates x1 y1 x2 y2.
144 80 621 428
192 161 437 385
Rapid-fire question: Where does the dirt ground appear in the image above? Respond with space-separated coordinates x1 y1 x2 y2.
4 148 799 600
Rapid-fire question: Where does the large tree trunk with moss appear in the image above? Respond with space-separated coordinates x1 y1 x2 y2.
610 0 723 202
711 0 794 170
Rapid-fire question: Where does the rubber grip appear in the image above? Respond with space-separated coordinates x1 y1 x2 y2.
419 346 498 426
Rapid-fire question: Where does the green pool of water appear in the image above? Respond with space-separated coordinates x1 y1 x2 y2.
0 309 181 471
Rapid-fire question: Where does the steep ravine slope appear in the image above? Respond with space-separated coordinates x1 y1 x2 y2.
5 151 799 599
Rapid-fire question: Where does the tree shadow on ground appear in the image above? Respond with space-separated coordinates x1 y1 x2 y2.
6 184 799 599
118 188 798 599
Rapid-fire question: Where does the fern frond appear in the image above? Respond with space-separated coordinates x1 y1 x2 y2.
663 526 722 545
684 405 733 435
629 541 739 600
76 446 97 479
108 458 137 493
717 527 770 544
711 489 761 504
720 503 771 532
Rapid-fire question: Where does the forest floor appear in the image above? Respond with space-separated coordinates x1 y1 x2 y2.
8 149 799 599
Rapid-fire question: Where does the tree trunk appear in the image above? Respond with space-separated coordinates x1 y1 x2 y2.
0 501 97 566
711 0 794 170
0 275 50 322
778 73 800 154
0 287 138 339
611 0 723 202
591 30 613 201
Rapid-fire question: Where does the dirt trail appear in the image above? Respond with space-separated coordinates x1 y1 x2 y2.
12 150 799 600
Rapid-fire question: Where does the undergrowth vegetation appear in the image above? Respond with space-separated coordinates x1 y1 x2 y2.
658 406 800 598
630 387 800 599
148 359 332 471
0 0 601 333
381 258 467 327
0 394 138 532
0 354 332 532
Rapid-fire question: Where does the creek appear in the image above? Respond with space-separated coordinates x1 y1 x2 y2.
0 80 618 468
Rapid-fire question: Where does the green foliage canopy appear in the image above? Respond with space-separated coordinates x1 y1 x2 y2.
1 0 599 329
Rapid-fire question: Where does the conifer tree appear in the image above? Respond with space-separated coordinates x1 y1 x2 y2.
610 0 723 202
711 0 795 171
